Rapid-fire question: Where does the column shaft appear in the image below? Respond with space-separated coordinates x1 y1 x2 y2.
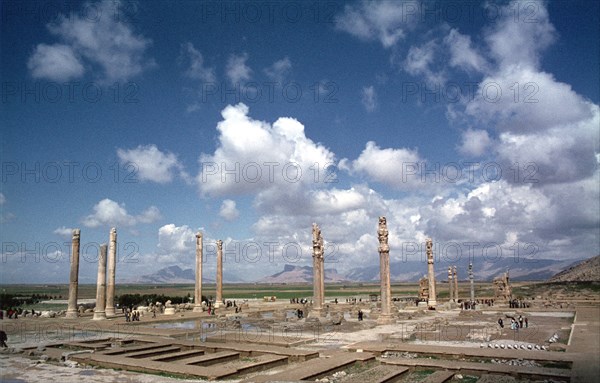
453 266 459 301
469 263 475 302
66 229 81 318
448 267 454 302
215 240 223 308
426 239 437 308
93 244 107 320
105 228 117 316
193 232 203 312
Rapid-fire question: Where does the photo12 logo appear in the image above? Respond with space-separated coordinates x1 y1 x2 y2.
1 241 140 264
198 81 338 104
2 81 140 104
1 161 139 184
200 240 340 264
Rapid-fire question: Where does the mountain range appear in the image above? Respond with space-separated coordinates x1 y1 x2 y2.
132 256 589 284
548 255 600 282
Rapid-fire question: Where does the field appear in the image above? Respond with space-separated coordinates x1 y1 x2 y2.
5 281 598 312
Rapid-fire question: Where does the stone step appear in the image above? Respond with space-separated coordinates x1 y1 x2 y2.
340 364 409 383
178 350 240 366
420 370 455 383
101 342 166 355
382 358 570 381
123 345 182 359
71 352 238 380
222 354 289 377
147 349 205 362
241 352 376 382
347 341 573 364
69 342 112 350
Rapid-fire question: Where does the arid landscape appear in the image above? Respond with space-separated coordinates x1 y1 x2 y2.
1 256 599 383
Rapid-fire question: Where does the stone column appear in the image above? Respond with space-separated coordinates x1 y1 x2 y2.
426 238 437 309
319 228 325 308
453 266 459 301
215 240 223 308
93 244 108 320
469 262 475 304
66 229 81 319
105 228 117 317
193 232 203 312
448 267 454 302
308 224 323 318
377 217 393 324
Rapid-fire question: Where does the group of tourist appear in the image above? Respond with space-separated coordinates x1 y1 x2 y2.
206 305 217 315
289 298 309 304
1 308 34 319
357 309 364 321
509 299 531 308
125 309 141 322
482 299 495 306
296 309 304 318
498 315 529 329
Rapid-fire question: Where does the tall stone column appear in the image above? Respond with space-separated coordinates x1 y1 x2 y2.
469 262 475 303
308 224 323 318
93 244 108 320
426 238 437 309
66 229 81 319
377 217 393 324
453 266 459 301
448 267 454 302
319 228 325 308
215 240 223 308
105 228 117 317
193 232 204 312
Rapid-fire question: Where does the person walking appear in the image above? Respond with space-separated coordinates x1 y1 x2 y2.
0 330 7 347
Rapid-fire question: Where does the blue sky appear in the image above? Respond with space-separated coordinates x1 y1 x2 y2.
1 0 599 284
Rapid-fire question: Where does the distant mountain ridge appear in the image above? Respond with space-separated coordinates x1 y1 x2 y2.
548 255 600 282
133 265 244 284
132 257 591 284
259 264 346 283
343 257 580 282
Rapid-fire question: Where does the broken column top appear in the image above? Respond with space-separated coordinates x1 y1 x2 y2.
196 231 202 240
312 223 323 257
377 216 389 253
426 238 433 263
72 229 80 238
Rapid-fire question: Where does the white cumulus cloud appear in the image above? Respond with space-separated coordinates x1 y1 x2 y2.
28 0 154 83
335 0 415 48
82 198 161 228
226 53 252 84
28 44 84 81
263 57 292 83
197 103 335 198
117 144 186 184
53 226 74 238
157 224 195 254
458 129 492 157
180 42 216 83
361 86 377 112
219 199 240 221
341 141 423 190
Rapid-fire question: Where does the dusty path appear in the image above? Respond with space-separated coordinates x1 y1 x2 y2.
569 305 600 383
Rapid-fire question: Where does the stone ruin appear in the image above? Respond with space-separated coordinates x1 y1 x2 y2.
419 275 429 300
493 270 512 301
